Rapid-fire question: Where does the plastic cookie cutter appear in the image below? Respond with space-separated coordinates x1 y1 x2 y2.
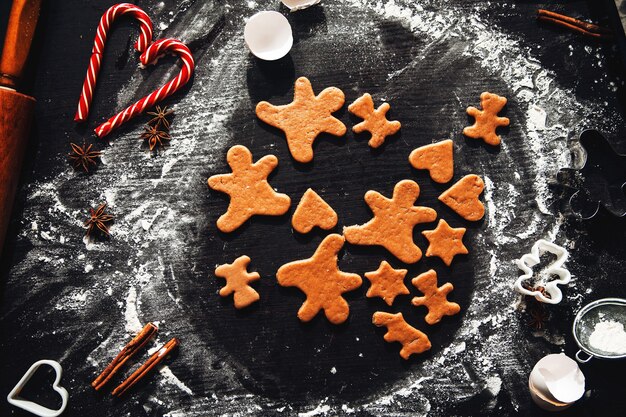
514 239 571 304
556 129 626 221
6 359 69 417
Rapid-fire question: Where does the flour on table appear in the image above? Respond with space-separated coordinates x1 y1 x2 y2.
9 0 623 415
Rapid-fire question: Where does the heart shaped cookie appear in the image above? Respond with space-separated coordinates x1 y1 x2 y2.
438 174 485 221
7 360 69 417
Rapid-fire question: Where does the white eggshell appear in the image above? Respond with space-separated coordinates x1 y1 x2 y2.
244 11 293 61
528 380 572 412
282 0 321 12
528 353 585 408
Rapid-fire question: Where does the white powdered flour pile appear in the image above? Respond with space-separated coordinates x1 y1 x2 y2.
589 321 626 354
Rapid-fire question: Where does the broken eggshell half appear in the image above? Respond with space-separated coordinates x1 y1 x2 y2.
528 353 585 411
244 11 293 61
281 0 321 12
514 239 571 304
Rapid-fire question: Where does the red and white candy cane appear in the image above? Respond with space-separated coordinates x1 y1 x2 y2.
74 3 153 122
94 38 195 138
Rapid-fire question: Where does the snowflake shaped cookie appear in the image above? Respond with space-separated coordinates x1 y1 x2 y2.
513 239 571 305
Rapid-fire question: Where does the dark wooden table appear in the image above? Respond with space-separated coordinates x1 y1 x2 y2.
1 1 625 416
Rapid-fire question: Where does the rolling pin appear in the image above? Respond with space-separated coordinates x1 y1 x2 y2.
0 0 41 256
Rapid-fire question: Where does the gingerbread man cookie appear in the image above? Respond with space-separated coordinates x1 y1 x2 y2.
438 174 485 221
208 145 291 232
348 93 401 148
215 255 261 309
276 234 362 324
344 180 437 264
409 139 454 183
364 261 409 306
291 188 338 233
372 312 431 359
411 269 460 325
256 77 346 163
422 219 468 266
463 92 509 146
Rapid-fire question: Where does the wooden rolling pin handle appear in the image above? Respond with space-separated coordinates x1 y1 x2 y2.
0 0 42 89
0 88 35 254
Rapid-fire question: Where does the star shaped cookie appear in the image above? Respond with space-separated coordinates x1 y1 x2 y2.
256 77 346 163
208 145 291 232
364 261 409 306
344 180 437 264
411 269 460 325
276 234 362 324
422 219 468 266
215 255 261 309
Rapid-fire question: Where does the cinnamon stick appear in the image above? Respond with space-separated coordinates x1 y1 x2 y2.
537 9 612 39
92 322 158 391
112 338 179 397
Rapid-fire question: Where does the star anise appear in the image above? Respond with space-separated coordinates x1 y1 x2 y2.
69 142 102 172
84 203 114 238
147 105 174 130
141 125 171 151
527 299 549 330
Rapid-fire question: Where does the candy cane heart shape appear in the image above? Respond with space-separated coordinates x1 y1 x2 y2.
75 3 153 122
94 39 195 138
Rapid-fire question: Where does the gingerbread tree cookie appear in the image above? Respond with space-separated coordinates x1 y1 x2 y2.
409 139 454 183
422 219 468 266
276 234 362 324
438 174 485 221
215 255 261 309
348 93 401 148
364 261 409 306
291 188 338 233
411 269 460 325
372 312 431 359
256 77 346 163
463 92 510 146
208 145 291 232
344 180 437 264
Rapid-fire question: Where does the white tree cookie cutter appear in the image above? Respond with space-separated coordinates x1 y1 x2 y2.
514 239 571 305
6 359 69 417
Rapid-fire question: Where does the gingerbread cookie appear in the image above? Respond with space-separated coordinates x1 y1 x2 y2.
364 261 409 306
215 255 261 309
422 219 468 266
256 77 346 163
409 140 454 183
411 269 460 325
291 188 338 234
348 93 401 148
463 92 509 146
372 312 431 359
276 234 362 324
344 180 437 264
208 145 291 232
438 174 485 221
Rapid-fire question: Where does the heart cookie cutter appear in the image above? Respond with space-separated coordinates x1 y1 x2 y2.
514 239 571 304
6 360 69 417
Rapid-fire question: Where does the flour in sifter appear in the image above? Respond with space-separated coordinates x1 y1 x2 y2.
589 321 626 355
